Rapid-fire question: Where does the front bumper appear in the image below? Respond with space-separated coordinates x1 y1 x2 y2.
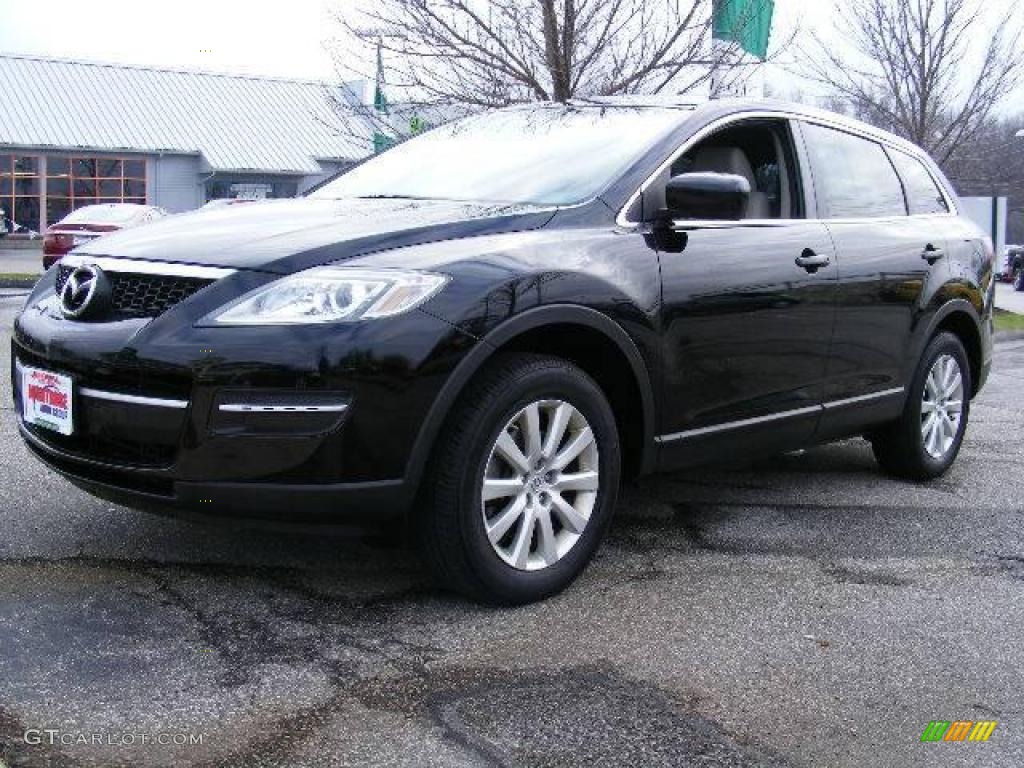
19 423 409 524
12 278 477 523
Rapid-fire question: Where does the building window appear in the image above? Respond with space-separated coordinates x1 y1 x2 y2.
205 178 298 202
46 155 147 226
0 155 41 234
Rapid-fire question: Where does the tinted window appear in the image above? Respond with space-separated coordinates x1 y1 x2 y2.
888 150 949 215
802 123 906 218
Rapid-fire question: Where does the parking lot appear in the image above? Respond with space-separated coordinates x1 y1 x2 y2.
996 281 1024 315
0 292 1022 768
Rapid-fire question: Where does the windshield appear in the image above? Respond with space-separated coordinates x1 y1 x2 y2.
312 106 684 207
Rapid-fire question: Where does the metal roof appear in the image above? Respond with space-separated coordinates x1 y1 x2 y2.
0 53 373 173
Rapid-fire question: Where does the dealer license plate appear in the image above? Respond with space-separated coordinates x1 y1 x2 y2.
20 364 74 435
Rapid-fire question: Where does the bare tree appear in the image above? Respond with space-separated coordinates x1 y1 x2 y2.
800 0 1024 164
943 115 1024 242
328 0 770 113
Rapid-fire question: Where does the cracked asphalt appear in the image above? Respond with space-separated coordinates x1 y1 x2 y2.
0 292 1022 768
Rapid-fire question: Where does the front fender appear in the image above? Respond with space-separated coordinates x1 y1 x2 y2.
402 303 659 498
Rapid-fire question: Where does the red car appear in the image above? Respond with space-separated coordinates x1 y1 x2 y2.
43 203 168 269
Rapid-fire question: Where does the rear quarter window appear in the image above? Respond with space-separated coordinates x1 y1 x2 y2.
888 150 950 215
801 122 907 219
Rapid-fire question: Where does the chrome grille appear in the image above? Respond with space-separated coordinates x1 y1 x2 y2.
56 265 214 318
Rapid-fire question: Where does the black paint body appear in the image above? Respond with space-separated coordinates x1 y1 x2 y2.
12 100 995 525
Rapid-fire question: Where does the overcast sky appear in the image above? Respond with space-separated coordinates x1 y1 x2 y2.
0 0 1017 107
0 0 342 80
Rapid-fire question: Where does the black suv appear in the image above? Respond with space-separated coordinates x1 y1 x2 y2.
1008 246 1024 290
13 99 994 604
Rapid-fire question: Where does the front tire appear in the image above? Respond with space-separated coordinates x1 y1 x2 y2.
871 332 970 480
416 353 620 605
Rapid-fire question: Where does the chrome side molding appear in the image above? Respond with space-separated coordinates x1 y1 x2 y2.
654 405 821 443
80 387 189 409
655 387 905 443
822 387 905 410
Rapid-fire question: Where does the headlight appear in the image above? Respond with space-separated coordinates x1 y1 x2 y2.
202 267 449 325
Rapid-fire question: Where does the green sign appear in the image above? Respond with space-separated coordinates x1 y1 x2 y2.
373 132 394 154
712 0 774 60
409 116 427 135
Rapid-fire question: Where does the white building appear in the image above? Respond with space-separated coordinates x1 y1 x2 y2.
0 53 374 234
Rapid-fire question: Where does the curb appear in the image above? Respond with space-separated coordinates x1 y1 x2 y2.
0 239 43 251
995 330 1024 343
0 277 38 290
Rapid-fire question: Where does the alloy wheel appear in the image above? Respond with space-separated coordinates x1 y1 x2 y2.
480 399 600 571
921 353 964 459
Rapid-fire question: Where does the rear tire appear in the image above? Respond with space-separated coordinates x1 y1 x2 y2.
871 332 970 480
416 353 620 605
1014 267 1024 291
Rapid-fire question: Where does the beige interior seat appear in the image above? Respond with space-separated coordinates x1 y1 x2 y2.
691 146 771 219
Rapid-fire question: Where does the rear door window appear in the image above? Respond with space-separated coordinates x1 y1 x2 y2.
888 150 950 215
801 122 907 219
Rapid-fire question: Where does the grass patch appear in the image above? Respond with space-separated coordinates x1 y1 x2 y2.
995 308 1024 333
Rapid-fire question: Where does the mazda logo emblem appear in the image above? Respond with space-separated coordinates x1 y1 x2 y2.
60 264 111 320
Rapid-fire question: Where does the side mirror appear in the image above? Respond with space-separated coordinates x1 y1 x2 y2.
664 172 750 221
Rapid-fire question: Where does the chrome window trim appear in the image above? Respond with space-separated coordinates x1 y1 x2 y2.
80 387 189 409
655 387 905 443
616 109 959 229
59 254 236 281
218 403 350 413
665 213 955 230
665 219 808 229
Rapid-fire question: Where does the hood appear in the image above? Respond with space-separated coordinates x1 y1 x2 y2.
72 197 557 274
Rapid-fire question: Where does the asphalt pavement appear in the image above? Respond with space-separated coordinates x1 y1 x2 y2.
0 293 1022 768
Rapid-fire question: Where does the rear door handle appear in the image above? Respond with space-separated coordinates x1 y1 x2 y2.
795 250 831 273
922 244 945 263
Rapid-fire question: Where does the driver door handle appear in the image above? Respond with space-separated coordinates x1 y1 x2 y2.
795 249 831 273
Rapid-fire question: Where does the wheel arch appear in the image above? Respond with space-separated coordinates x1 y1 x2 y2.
918 300 983 398
404 305 658 502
